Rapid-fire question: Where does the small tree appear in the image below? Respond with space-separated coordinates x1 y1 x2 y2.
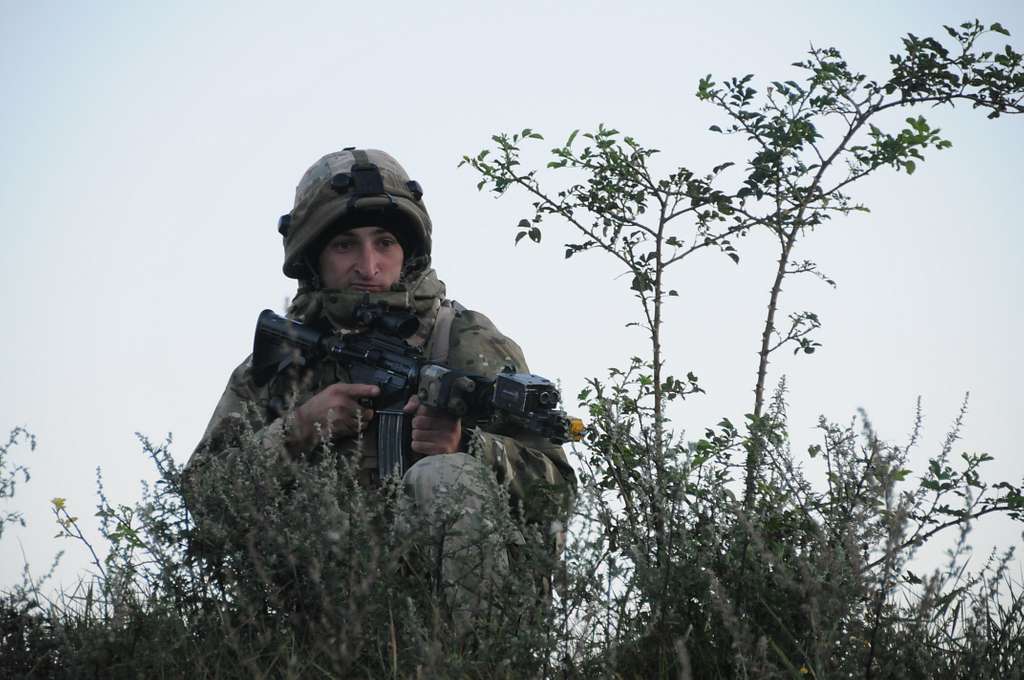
463 19 1024 678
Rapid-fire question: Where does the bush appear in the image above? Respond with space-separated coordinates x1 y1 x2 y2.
4 18 1024 679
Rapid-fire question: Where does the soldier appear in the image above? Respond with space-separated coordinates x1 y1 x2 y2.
187 148 576 629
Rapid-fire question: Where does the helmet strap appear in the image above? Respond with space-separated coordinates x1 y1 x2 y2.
303 255 322 290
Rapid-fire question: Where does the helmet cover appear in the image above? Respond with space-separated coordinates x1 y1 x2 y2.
280 148 432 280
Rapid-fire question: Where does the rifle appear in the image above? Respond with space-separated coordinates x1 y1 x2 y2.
250 304 583 479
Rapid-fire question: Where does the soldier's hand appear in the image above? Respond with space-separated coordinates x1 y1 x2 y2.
288 383 380 452
404 395 462 455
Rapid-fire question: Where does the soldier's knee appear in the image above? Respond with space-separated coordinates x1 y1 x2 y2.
403 452 491 507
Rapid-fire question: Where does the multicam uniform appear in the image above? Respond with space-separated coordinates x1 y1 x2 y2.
189 267 576 526
186 149 575 622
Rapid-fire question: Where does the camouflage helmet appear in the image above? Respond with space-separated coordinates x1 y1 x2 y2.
279 148 432 280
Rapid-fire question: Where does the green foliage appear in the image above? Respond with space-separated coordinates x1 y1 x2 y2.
0 427 34 541
4 18 1024 679
460 17 1024 680
3 429 561 678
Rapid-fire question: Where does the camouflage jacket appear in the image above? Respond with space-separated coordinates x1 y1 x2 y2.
187 269 576 526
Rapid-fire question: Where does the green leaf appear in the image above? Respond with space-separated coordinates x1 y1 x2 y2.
630 274 653 292
904 159 916 175
709 125 723 133
991 22 1010 36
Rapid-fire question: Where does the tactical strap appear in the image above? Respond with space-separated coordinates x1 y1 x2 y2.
429 299 464 364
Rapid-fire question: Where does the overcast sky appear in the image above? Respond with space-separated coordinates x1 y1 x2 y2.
2 0 1022 589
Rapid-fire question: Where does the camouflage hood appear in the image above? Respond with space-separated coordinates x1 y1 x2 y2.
288 267 446 346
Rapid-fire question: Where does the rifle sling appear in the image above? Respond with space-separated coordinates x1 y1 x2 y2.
429 300 462 363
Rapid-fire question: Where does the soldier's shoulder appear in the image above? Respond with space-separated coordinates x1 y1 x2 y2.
448 305 516 341
447 305 529 374
450 305 497 330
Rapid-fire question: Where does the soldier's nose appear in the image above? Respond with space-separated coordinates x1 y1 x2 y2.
355 246 379 277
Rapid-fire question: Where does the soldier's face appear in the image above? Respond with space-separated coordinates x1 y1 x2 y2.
318 226 405 291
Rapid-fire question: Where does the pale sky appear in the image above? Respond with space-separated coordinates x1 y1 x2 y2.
2 0 1022 589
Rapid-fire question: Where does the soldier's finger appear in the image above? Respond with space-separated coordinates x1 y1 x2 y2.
415 403 447 419
335 383 381 399
403 394 420 415
412 414 456 432
410 428 447 445
410 439 448 456
413 401 458 421
327 406 372 431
